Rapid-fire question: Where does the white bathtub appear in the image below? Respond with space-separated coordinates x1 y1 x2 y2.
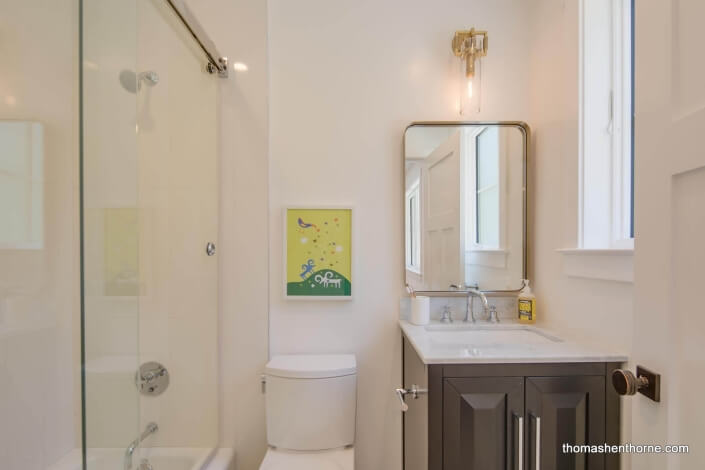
50 447 235 470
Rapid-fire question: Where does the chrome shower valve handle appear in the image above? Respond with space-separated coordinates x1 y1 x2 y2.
135 362 170 396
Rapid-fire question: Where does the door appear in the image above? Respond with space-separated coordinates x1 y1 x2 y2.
422 131 465 289
443 377 524 470
525 377 605 470
632 1 705 469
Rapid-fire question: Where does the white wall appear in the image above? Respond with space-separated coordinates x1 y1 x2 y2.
187 1 270 469
268 1 531 468
527 0 633 464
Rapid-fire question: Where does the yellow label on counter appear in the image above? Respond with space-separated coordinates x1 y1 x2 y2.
518 299 535 323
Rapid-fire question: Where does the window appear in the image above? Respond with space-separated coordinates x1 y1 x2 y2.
579 0 633 249
463 126 503 252
405 181 421 272
475 127 500 248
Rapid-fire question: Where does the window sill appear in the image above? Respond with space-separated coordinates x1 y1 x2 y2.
556 248 634 283
467 249 508 269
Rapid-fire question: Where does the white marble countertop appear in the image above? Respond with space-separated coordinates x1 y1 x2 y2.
400 319 628 364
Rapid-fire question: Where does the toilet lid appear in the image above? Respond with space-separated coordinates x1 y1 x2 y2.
265 354 356 379
259 447 354 470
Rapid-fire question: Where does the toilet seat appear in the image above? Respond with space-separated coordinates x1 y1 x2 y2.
259 447 354 470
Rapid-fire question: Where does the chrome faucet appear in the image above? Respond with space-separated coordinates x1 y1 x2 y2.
448 284 490 323
464 288 489 323
124 422 158 470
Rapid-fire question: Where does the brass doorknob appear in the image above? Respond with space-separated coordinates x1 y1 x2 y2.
611 366 660 402
612 369 648 396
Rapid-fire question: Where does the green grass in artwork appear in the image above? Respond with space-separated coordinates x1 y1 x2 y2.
287 269 351 296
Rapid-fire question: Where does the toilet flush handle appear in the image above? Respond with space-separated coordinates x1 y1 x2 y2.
395 384 428 412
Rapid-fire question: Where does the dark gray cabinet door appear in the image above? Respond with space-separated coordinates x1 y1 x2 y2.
525 376 606 470
443 377 524 470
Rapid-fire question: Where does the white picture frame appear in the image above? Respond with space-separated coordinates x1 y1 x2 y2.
283 206 354 300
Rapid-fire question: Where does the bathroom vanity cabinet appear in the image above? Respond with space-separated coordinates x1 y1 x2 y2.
402 339 622 470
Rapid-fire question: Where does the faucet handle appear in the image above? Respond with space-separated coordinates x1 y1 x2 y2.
440 305 453 323
488 305 500 323
139 459 154 470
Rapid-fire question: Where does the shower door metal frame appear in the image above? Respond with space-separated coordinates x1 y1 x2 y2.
165 0 229 77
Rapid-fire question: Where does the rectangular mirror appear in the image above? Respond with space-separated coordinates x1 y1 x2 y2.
404 122 528 292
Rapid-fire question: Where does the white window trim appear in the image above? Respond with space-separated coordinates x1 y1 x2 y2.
577 0 633 251
405 180 422 274
557 248 633 283
561 0 633 282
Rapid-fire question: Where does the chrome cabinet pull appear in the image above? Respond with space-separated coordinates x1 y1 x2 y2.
395 384 428 412
533 414 541 470
516 414 523 470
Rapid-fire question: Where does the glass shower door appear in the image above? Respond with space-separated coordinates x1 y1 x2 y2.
133 0 219 452
81 0 219 466
0 1 81 468
82 0 142 463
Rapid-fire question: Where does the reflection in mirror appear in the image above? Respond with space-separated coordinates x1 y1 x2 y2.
0 121 44 249
404 123 526 292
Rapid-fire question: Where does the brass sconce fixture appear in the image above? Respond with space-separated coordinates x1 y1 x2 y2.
452 28 488 114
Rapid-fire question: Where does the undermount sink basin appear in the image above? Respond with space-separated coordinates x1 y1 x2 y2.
424 324 562 347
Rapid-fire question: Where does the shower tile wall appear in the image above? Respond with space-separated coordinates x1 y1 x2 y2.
136 0 218 447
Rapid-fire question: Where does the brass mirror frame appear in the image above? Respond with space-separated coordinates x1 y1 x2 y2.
402 121 530 295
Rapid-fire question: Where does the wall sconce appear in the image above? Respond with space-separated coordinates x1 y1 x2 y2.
452 28 488 114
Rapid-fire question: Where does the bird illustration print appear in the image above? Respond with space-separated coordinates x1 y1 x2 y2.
298 218 318 230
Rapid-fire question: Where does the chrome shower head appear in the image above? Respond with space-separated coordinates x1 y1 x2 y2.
138 71 159 87
119 69 160 94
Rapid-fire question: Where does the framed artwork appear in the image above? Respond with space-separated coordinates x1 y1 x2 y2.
284 207 353 299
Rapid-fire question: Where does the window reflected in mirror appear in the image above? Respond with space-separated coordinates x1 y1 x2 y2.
474 126 500 249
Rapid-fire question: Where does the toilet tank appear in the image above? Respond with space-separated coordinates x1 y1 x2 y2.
264 354 357 451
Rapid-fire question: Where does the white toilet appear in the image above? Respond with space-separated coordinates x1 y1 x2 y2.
259 354 357 470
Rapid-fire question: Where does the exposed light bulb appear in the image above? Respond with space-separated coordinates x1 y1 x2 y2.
459 58 481 115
